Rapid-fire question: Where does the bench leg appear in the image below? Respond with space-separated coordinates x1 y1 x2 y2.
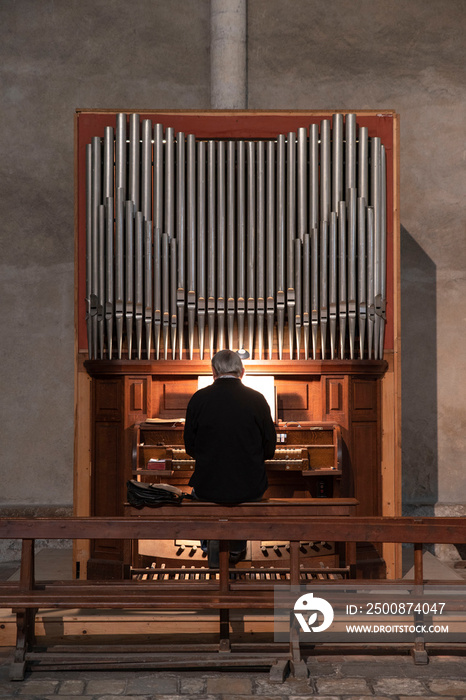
289 614 309 679
410 636 428 665
269 658 291 682
219 608 231 652
10 608 36 681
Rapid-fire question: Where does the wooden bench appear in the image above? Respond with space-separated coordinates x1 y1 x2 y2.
2 507 466 680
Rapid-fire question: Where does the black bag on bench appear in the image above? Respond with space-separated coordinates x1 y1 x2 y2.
127 480 192 508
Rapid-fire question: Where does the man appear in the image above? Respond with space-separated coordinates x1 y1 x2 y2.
184 349 276 566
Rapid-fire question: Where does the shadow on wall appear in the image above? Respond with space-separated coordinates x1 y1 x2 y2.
400 225 437 517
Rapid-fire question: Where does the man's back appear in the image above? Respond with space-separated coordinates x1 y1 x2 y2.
184 377 276 503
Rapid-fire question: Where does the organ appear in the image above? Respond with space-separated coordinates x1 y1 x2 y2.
74 110 400 581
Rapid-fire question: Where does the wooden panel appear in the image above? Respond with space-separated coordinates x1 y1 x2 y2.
159 380 198 415
381 351 402 578
91 422 124 568
125 376 150 423
323 376 348 426
351 422 380 517
352 378 378 421
275 379 322 421
94 380 121 421
93 423 122 516
73 369 91 579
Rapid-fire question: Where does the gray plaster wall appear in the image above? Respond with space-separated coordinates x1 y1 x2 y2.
1 2 465 532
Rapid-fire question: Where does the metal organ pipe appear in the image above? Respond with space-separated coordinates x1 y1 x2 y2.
247 141 256 357
97 204 105 359
217 140 226 351
135 211 144 359
105 196 114 360
302 233 310 360
197 140 206 360
84 113 389 362
372 137 382 360
85 144 93 359
286 132 296 358
256 140 265 360
266 139 275 360
276 134 286 360
153 124 164 232
226 141 236 350
329 213 338 360
129 114 140 212
207 140 217 358
332 114 343 213
379 145 387 360
176 132 186 359
141 119 152 224
186 134 196 360
153 227 162 360
144 220 152 360
236 140 246 352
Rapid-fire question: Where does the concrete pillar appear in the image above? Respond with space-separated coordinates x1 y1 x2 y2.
210 0 247 109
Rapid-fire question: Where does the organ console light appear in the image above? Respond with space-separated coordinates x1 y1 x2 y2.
75 110 401 580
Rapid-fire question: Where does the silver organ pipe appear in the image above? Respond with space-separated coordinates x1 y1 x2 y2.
302 233 310 360
256 140 265 360
332 113 343 213
196 140 206 360
161 232 170 359
207 140 217 359
176 132 186 359
115 188 124 359
153 124 163 232
129 114 140 213
372 137 382 360
97 204 105 359
266 140 275 360
236 141 246 353
329 212 338 360
379 145 387 360
125 200 134 359
165 127 175 239
85 144 93 359
186 134 196 360
144 220 152 360
226 141 236 351
85 113 389 362
105 196 114 360
170 236 177 359
217 140 226 352
286 132 296 358
91 137 101 361
141 120 152 224
308 123 319 232
153 227 162 360
276 134 286 360
246 141 256 357
135 211 144 359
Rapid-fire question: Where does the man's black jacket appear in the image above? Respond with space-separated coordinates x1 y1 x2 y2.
184 377 277 503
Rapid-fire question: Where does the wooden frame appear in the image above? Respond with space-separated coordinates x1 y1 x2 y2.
74 110 401 578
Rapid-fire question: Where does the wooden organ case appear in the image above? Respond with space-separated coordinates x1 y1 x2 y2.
75 110 401 581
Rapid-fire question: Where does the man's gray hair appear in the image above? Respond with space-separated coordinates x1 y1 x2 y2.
211 349 244 378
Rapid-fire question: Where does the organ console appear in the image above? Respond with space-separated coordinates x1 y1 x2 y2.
75 110 401 580
129 420 347 574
